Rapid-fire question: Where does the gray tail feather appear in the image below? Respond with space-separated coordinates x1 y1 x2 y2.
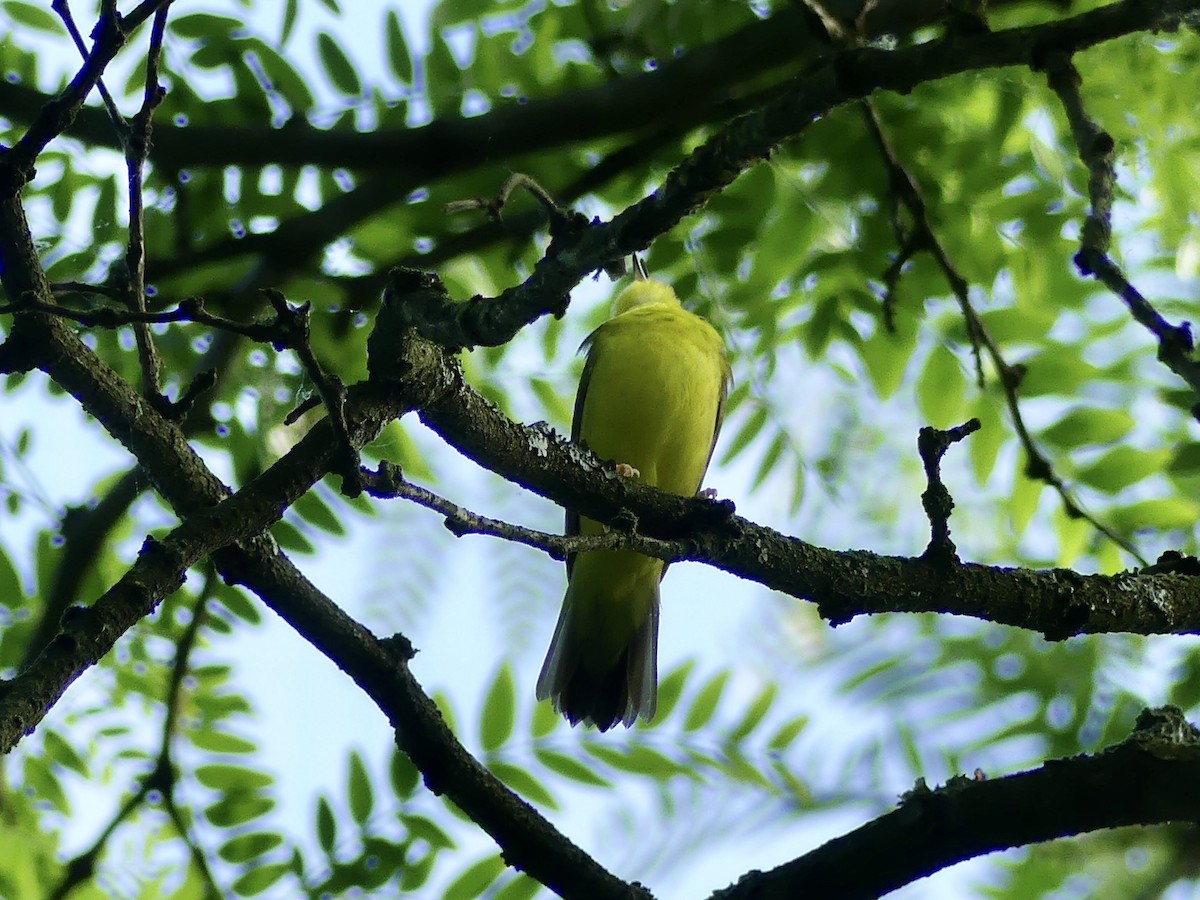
536 597 659 732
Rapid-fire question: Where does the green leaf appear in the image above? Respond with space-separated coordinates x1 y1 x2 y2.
401 813 456 850
23 756 69 815
400 849 438 890
232 863 289 896
271 518 314 553
389 748 419 799
480 664 516 752
205 794 274 828
317 31 362 95
1010 461 1044 538
752 432 787 490
1168 443 1200 475
767 715 809 753
684 671 729 732
247 38 315 112
1076 446 1169 494
531 696 559 738
315 797 337 853
3 1 62 33
218 831 284 863
292 489 346 535
1017 350 1102 398
585 744 690 779
719 405 768 465
917 344 968 428
1053 504 1090 567
534 749 611 787
803 294 840 359
348 751 374 823
443 854 506 900
969 395 1006 484
1109 497 1200 533
1040 408 1134 449
530 377 571 426
728 682 778 743
651 660 694 723
189 729 256 754
195 764 273 791
212 583 262 625
494 874 542 900
43 730 88 777
488 761 556 807
858 314 917 400
386 9 413 83
280 0 299 45
171 13 242 40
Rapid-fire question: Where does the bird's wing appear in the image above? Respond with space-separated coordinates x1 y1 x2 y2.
564 328 602 578
701 361 732 482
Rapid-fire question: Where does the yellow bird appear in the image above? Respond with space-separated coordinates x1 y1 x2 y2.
536 275 731 730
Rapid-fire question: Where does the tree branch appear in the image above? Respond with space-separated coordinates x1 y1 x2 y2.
711 706 1200 900
1040 51 1200 406
394 0 1200 351
0 0 1001 171
859 98 1146 564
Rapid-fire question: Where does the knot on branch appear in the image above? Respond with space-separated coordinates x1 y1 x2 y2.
1139 550 1200 576
1125 706 1200 758
917 418 980 565
372 266 470 354
151 368 217 421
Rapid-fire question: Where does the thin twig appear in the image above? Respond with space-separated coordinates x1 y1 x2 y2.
260 288 361 494
362 461 680 562
47 578 220 900
918 419 981 563
51 0 123 126
444 172 571 224
861 99 1146 565
121 3 173 397
1041 52 1200 405
1 295 285 344
52 0 171 397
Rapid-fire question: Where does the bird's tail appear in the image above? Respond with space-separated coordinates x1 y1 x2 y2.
536 585 659 732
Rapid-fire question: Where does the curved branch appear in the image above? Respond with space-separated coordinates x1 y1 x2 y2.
711 707 1200 900
0 0 1011 171
396 0 1200 350
412 315 1200 640
0 286 640 899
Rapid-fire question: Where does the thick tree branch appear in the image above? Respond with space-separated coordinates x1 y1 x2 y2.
371 276 1193 637
0 261 641 899
0 0 1007 171
711 707 1200 900
6 265 1200 898
395 0 1200 351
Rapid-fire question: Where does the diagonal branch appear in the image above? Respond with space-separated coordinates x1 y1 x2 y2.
711 707 1200 900
8 0 174 170
362 461 678 561
860 99 1146 564
1041 52 1200 404
394 0 1200 351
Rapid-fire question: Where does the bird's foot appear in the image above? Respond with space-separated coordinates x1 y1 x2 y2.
615 462 641 479
697 487 719 500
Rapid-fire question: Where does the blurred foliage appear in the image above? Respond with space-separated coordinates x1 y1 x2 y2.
2 0 1200 896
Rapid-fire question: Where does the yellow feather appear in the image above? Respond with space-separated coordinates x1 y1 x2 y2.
537 279 730 730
